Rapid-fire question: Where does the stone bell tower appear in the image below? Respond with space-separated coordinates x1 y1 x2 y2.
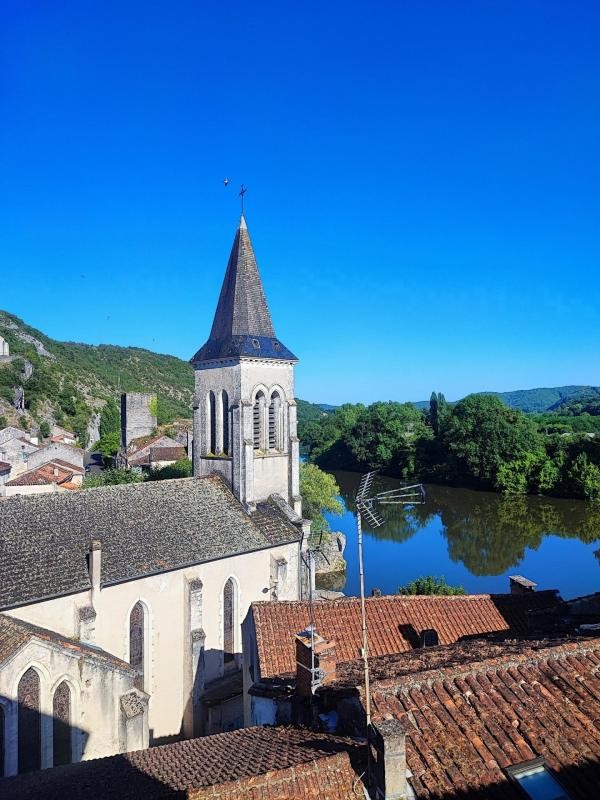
191 215 301 514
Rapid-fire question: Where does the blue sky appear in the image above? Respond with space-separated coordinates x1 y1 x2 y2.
1 1 599 405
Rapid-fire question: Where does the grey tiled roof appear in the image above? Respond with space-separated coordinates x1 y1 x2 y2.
0 613 133 671
191 216 297 364
0 476 301 609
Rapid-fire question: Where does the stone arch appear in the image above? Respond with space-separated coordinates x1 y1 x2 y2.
17 666 42 774
268 390 284 451
221 390 229 456
206 391 217 454
127 599 151 692
253 391 267 451
52 680 72 766
222 576 239 667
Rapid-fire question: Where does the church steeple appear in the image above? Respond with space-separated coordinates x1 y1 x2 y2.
191 216 297 364
191 214 302 515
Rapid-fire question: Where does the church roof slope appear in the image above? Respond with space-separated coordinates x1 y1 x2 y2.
191 217 297 364
251 592 561 679
0 725 363 800
0 612 133 672
0 476 301 609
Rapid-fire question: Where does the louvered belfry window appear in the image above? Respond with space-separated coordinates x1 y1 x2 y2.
222 390 229 455
130 601 145 690
208 391 216 454
18 667 41 774
253 392 265 450
223 579 235 664
53 681 72 766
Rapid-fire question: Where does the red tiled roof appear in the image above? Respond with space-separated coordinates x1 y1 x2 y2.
51 458 85 474
0 461 11 473
252 593 560 679
369 637 600 799
6 461 74 486
0 726 364 800
187 753 357 799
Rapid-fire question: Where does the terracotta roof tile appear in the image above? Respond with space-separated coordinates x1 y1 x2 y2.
0 726 364 800
252 593 560 679
365 637 600 799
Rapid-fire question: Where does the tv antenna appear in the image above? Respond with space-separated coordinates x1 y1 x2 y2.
355 472 426 729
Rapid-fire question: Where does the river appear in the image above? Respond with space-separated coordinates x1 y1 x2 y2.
323 471 600 600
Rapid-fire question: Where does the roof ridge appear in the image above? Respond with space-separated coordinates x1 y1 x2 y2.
369 637 600 694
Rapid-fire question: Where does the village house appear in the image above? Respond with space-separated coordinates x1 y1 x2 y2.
4 458 84 496
0 214 309 777
242 586 562 726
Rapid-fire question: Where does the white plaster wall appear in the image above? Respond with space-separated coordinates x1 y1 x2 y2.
253 454 289 500
5 484 68 497
6 541 300 743
0 639 138 776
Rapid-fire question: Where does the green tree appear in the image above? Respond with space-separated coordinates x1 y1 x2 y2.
100 397 121 438
82 469 143 488
39 420 51 439
397 575 465 595
96 431 121 461
442 394 542 489
300 463 343 528
0 415 8 429
146 458 193 480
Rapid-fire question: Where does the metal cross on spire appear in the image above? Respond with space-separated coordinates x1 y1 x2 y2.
239 183 247 215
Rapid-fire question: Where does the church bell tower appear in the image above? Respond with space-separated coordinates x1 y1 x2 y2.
191 215 301 515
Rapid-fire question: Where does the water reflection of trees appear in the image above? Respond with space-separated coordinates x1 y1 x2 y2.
333 471 600 576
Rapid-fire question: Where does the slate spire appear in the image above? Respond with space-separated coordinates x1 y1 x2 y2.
191 216 297 364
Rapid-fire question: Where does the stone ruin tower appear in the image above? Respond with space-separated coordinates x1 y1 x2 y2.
0 335 9 359
191 215 301 515
121 393 157 449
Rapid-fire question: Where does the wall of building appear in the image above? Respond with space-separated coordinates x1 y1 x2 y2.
0 639 145 776
121 393 157 448
25 444 84 472
6 541 300 744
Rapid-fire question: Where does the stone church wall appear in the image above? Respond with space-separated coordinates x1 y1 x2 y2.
6 541 300 744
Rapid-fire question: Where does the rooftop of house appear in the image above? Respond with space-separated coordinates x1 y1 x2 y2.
0 725 363 800
5 459 82 487
0 612 134 672
0 476 301 610
191 216 297 364
251 592 561 680
0 461 11 473
367 635 600 799
128 445 187 467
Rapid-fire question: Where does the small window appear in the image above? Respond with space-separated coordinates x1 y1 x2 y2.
421 629 439 647
252 338 260 349
507 759 570 800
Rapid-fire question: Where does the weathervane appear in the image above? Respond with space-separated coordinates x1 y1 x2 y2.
239 183 247 215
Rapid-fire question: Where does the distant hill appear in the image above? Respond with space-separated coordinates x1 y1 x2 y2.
0 310 194 445
412 386 600 414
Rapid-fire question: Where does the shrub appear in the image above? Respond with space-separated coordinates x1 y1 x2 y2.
397 575 465 596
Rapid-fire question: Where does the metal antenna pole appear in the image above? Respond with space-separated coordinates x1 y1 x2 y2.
357 505 371 728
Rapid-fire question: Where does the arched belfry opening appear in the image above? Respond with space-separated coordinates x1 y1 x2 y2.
190 215 302 514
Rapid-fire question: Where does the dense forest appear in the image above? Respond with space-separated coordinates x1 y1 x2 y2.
299 393 600 502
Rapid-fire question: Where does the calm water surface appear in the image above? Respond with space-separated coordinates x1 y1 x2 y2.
324 472 600 600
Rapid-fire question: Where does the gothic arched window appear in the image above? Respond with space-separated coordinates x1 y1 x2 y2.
221 390 229 456
18 667 41 774
130 602 145 691
207 391 216 454
223 579 235 665
253 392 266 450
0 704 5 778
269 391 283 451
52 681 72 766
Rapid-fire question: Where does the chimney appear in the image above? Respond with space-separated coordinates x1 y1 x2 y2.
510 575 537 595
89 539 102 594
369 719 407 800
295 627 336 699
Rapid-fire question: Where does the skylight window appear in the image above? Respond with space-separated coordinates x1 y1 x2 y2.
507 759 570 800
